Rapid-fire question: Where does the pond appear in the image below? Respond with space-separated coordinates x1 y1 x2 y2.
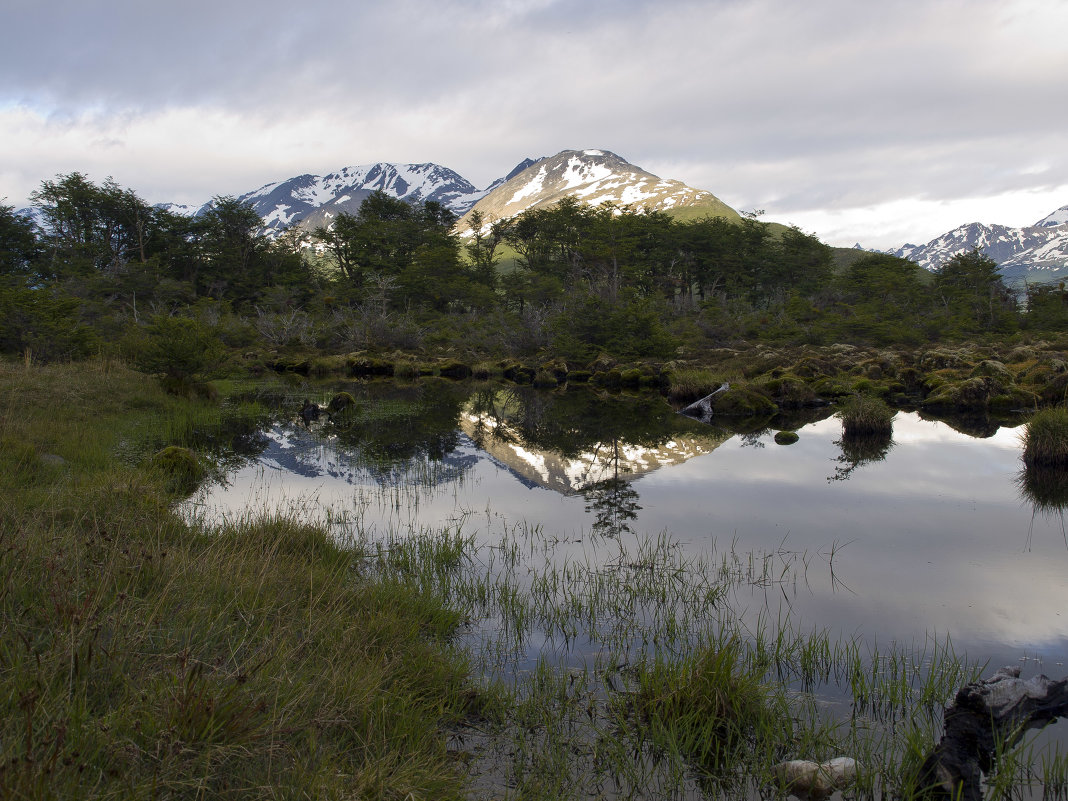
186 378 1068 794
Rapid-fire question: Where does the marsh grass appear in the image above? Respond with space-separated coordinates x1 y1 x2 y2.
837 393 895 437
1023 407 1068 466
0 360 474 799
346 516 1009 799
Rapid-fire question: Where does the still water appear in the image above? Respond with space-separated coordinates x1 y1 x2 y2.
187 380 1068 683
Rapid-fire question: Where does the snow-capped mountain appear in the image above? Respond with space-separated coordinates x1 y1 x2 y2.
16 150 739 240
226 162 496 237
892 207 1068 284
461 149 738 231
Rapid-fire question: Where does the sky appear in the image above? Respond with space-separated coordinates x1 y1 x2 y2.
2 0 1067 249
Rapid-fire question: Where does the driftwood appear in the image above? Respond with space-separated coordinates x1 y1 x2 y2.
678 383 729 421
915 666 1068 800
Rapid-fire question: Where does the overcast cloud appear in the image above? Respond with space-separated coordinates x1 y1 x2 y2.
2 0 1066 248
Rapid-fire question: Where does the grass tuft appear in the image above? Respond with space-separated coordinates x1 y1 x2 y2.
837 393 895 437
1022 407 1068 466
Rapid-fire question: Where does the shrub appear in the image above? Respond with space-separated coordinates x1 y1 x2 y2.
837 394 894 437
125 315 224 381
1022 407 1068 466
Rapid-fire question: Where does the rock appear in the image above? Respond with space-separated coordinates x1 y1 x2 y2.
772 756 857 801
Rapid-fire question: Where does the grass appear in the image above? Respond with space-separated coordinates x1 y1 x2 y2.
1022 407 1068 466
0 359 474 799
837 392 895 437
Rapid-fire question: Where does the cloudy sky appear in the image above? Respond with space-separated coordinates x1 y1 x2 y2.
2 0 1066 248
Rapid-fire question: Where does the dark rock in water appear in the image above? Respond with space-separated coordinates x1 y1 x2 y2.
916 666 1068 801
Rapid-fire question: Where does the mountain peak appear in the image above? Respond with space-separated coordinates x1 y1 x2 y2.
1035 204 1068 228
460 148 738 229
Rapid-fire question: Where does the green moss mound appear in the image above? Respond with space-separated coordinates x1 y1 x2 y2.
532 369 559 388
774 431 799 445
327 392 356 414
709 386 777 417
149 445 205 494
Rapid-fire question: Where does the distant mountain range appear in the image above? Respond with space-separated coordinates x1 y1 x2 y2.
890 205 1068 285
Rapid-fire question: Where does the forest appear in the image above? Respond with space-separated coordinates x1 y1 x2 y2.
2 172 1066 370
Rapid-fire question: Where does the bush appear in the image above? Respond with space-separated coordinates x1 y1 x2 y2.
125 315 224 381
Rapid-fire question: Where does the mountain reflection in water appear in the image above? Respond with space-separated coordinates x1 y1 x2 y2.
186 381 1068 679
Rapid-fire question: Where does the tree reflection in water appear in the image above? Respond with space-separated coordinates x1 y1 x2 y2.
828 433 894 482
582 476 641 538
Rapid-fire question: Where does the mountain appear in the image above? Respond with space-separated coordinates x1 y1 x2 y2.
460 149 739 231
892 206 1068 285
225 163 496 237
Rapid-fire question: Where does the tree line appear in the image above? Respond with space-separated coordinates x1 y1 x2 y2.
1 172 1063 366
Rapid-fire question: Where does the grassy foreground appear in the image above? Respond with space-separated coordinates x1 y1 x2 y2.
0 360 473 799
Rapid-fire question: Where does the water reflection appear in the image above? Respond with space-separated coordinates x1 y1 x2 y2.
581 477 642 537
186 381 1068 676
829 432 894 482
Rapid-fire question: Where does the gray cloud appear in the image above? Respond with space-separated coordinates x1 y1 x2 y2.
2 0 1066 247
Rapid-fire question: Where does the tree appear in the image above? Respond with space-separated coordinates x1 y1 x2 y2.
934 248 1016 333
30 172 157 278
0 203 38 278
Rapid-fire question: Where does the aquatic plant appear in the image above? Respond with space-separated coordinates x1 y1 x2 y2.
1022 407 1068 466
